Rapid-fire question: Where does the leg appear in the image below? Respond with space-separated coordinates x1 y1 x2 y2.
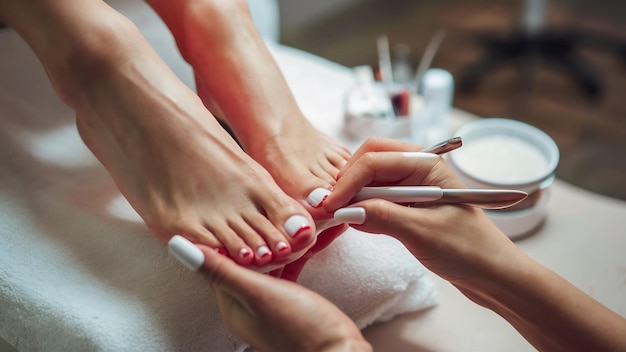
0 0 316 266
148 0 352 218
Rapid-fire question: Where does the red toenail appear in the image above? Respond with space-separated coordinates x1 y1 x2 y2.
292 225 311 238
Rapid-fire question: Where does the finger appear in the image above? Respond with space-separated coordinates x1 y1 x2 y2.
333 200 428 244
280 224 348 282
167 235 279 302
197 244 270 296
325 151 443 212
338 137 425 178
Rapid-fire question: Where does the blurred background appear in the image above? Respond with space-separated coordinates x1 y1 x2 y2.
277 0 626 201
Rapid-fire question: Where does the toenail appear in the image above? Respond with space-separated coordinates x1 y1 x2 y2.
284 215 311 238
168 235 204 271
334 207 366 225
307 188 332 208
276 241 289 252
239 247 252 259
256 245 271 258
215 248 228 256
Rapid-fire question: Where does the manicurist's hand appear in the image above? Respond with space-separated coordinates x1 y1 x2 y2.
323 137 626 352
196 238 370 352
323 137 517 286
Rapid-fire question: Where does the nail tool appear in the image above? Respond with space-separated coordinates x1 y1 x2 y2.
314 186 527 233
420 136 462 155
314 137 522 233
353 186 527 210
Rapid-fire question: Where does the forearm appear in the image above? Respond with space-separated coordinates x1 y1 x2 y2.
460 248 626 351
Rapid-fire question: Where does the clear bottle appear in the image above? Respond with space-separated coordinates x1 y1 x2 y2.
411 68 454 146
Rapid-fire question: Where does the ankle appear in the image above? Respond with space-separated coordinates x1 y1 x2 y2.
151 0 251 64
44 14 141 109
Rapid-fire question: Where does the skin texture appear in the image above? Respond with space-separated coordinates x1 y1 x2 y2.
198 238 372 352
146 0 352 220
190 137 626 352
324 137 626 352
0 0 355 268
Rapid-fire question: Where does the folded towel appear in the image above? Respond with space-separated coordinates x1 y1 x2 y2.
0 2 437 351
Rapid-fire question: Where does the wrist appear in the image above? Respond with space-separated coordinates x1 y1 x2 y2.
445 224 535 309
454 249 538 311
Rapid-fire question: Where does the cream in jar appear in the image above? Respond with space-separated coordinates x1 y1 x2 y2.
453 135 548 184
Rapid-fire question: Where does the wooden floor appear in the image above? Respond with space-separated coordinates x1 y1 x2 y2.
282 0 626 201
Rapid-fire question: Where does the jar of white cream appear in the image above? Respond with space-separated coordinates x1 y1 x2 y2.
449 118 560 239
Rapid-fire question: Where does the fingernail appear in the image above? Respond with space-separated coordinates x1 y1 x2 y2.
168 235 204 271
334 207 366 225
401 152 438 159
239 247 252 259
307 188 331 208
284 215 311 237
276 241 289 252
256 245 271 258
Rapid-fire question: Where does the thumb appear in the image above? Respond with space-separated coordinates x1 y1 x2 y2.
167 235 267 301
333 199 426 244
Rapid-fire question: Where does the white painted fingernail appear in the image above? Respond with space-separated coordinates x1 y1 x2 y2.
256 245 271 258
401 152 438 159
334 207 366 225
307 188 331 207
276 241 289 252
168 235 204 271
284 215 311 237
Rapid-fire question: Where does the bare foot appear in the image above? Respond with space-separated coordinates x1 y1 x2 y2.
69 26 315 268
143 0 351 224
195 73 350 219
179 0 351 218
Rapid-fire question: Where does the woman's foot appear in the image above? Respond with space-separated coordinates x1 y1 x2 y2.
195 72 350 219
64 19 316 267
173 0 351 218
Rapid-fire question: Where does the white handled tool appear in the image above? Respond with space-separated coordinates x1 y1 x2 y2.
353 186 527 210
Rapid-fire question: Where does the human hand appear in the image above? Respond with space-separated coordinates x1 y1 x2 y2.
168 236 371 352
323 137 519 287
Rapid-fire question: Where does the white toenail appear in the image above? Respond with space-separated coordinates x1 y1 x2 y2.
284 215 311 237
256 245 271 258
167 235 204 271
307 188 331 207
239 247 252 259
276 241 289 251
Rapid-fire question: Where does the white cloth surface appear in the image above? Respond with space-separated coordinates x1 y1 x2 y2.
0 1 436 351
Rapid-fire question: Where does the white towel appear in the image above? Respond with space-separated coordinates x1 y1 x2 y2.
0 2 437 351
